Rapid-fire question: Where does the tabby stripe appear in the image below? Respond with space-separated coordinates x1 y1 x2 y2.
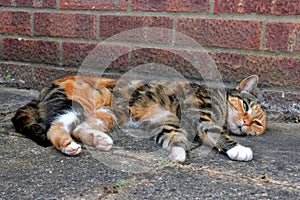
42 85 65 101
155 125 179 144
155 131 164 144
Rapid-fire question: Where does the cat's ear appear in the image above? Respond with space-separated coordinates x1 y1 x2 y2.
236 75 258 93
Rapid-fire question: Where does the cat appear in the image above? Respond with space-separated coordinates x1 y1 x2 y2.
12 75 266 162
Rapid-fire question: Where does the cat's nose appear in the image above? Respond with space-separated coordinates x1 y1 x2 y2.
243 119 250 126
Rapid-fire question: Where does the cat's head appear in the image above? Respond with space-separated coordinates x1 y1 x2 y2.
227 75 266 136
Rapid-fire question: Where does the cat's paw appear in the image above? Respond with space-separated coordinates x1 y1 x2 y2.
169 146 186 162
93 131 113 151
61 141 82 156
226 145 253 161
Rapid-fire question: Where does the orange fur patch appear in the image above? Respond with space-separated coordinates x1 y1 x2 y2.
47 122 73 150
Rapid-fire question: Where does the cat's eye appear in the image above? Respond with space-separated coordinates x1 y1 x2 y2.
242 101 249 111
254 121 262 126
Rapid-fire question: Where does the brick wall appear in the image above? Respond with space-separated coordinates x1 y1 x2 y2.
0 0 299 120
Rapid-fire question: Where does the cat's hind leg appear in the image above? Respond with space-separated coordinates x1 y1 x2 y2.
72 107 114 151
47 111 82 155
73 129 113 151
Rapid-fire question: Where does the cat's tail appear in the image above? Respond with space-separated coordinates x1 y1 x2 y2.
11 99 52 147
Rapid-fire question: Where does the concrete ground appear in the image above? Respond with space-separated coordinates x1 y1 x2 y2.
0 87 299 200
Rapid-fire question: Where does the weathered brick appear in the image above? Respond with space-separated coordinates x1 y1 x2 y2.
60 0 127 10
13 0 56 8
0 11 30 35
34 67 77 89
261 90 300 122
265 22 300 52
2 38 60 65
0 62 36 89
131 0 210 12
214 0 273 14
34 13 96 39
0 62 118 89
176 18 262 50
214 0 300 15
130 48 212 80
0 0 12 6
62 42 130 72
273 0 300 15
62 42 97 67
100 15 173 44
213 53 300 89
80 43 129 72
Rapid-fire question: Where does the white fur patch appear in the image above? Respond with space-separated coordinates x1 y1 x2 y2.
74 122 91 133
169 146 186 162
96 119 104 126
90 130 113 151
53 111 78 133
162 140 170 150
61 141 81 155
226 145 253 161
95 107 117 121
96 107 111 113
150 110 174 122
125 118 142 128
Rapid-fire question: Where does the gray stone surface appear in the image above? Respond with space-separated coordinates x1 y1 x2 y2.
0 87 299 200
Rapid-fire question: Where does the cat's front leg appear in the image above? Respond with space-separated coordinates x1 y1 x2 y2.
154 125 190 162
197 122 253 161
225 144 253 161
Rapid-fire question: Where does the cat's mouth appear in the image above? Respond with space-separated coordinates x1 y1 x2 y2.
229 124 247 136
229 124 257 136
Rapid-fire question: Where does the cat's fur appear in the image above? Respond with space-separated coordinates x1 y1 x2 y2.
12 75 266 162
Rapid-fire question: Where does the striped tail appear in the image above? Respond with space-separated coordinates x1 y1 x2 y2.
11 99 52 147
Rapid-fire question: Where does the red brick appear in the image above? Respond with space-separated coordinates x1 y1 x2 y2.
130 48 211 80
273 0 300 15
213 53 300 89
68 43 130 72
13 0 56 8
176 18 262 50
0 63 36 89
34 67 78 89
261 90 300 122
214 0 273 14
265 22 300 52
0 0 12 6
34 13 96 39
100 14 173 44
2 38 60 65
214 0 300 15
60 0 127 10
0 62 118 89
62 42 97 67
62 42 130 71
129 47 221 81
131 0 210 12
0 11 30 35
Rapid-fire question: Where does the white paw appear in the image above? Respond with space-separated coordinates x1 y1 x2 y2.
169 146 186 162
226 145 253 161
93 131 113 151
61 141 82 156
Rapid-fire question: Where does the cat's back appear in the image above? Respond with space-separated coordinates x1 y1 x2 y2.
40 76 116 115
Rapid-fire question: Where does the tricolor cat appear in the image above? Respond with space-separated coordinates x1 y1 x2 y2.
12 75 266 162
